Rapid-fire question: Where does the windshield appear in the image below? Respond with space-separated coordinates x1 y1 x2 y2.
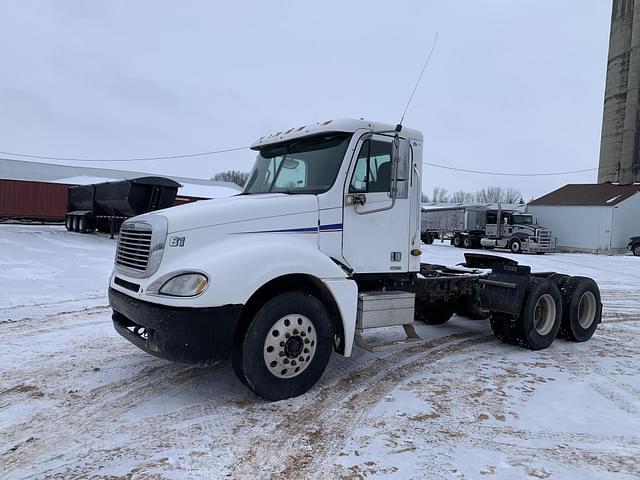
243 133 352 194
512 214 533 225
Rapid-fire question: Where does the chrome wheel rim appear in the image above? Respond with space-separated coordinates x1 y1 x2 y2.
533 293 556 336
263 314 317 379
577 291 597 329
634 246 640 256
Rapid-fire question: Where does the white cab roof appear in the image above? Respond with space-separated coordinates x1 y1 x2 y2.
250 118 423 150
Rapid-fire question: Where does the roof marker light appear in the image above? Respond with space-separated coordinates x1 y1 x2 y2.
322 120 333 125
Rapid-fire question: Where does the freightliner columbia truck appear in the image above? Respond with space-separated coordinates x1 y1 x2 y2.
108 119 602 400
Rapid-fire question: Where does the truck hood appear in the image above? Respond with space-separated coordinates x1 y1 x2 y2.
155 193 319 234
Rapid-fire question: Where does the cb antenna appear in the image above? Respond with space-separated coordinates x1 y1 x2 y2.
396 32 439 132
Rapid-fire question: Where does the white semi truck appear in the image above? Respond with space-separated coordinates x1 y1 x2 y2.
108 119 602 400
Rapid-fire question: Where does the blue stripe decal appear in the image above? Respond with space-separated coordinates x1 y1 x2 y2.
319 223 343 232
235 223 343 235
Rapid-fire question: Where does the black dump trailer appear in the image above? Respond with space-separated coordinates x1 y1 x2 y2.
65 177 181 234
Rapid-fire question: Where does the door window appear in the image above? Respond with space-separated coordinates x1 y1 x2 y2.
349 139 393 193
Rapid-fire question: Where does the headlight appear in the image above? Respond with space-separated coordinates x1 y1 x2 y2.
158 273 209 297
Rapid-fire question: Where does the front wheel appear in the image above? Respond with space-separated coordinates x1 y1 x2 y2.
509 238 522 254
232 292 334 401
633 245 640 257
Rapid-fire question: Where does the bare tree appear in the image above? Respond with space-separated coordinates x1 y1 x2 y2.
425 185 523 204
212 170 249 188
432 186 449 203
450 190 467 203
503 188 522 203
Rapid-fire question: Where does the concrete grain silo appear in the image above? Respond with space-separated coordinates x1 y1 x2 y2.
599 0 640 184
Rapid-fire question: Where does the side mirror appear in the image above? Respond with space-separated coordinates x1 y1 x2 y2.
390 136 411 198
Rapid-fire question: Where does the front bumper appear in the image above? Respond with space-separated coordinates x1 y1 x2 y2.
109 288 242 364
522 240 554 253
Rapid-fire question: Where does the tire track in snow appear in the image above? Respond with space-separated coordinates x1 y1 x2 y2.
229 333 494 479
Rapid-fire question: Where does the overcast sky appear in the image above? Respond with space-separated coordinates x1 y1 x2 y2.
0 1 611 199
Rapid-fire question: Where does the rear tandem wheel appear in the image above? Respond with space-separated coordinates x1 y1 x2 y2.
490 278 562 350
558 276 601 342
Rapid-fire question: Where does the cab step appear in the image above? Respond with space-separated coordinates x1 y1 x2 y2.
355 323 425 352
354 291 425 352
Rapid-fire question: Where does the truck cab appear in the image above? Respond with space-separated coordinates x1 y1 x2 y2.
109 119 424 399
109 118 600 400
483 210 554 253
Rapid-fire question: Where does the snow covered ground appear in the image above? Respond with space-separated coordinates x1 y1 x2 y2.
1 225 639 479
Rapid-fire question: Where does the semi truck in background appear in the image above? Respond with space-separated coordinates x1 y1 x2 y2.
421 205 556 254
107 119 601 401
66 177 181 235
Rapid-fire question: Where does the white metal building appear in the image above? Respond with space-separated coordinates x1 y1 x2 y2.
528 183 640 254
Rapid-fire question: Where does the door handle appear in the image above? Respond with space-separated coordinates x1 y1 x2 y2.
345 193 367 206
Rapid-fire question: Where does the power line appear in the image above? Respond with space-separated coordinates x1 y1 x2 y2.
0 145 609 178
0 146 249 162
422 161 601 177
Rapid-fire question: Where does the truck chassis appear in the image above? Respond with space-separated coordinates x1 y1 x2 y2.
351 253 601 354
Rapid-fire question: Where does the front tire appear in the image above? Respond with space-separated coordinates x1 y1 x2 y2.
232 292 334 401
633 245 640 257
509 238 522 254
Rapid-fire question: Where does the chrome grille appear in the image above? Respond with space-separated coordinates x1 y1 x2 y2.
116 224 152 272
536 229 555 252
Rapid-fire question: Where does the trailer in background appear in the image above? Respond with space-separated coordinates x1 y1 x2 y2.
65 177 181 235
0 179 70 221
421 204 556 254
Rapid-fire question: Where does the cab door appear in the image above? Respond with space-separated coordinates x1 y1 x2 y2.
341 134 412 273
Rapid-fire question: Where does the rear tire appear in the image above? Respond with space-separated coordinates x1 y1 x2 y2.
232 291 333 401
422 233 434 245
490 313 518 344
416 300 455 325
633 245 640 256
549 273 570 289
78 216 88 234
453 235 462 248
72 216 80 232
65 216 73 231
462 236 473 249
455 301 490 320
491 279 562 350
558 276 601 342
